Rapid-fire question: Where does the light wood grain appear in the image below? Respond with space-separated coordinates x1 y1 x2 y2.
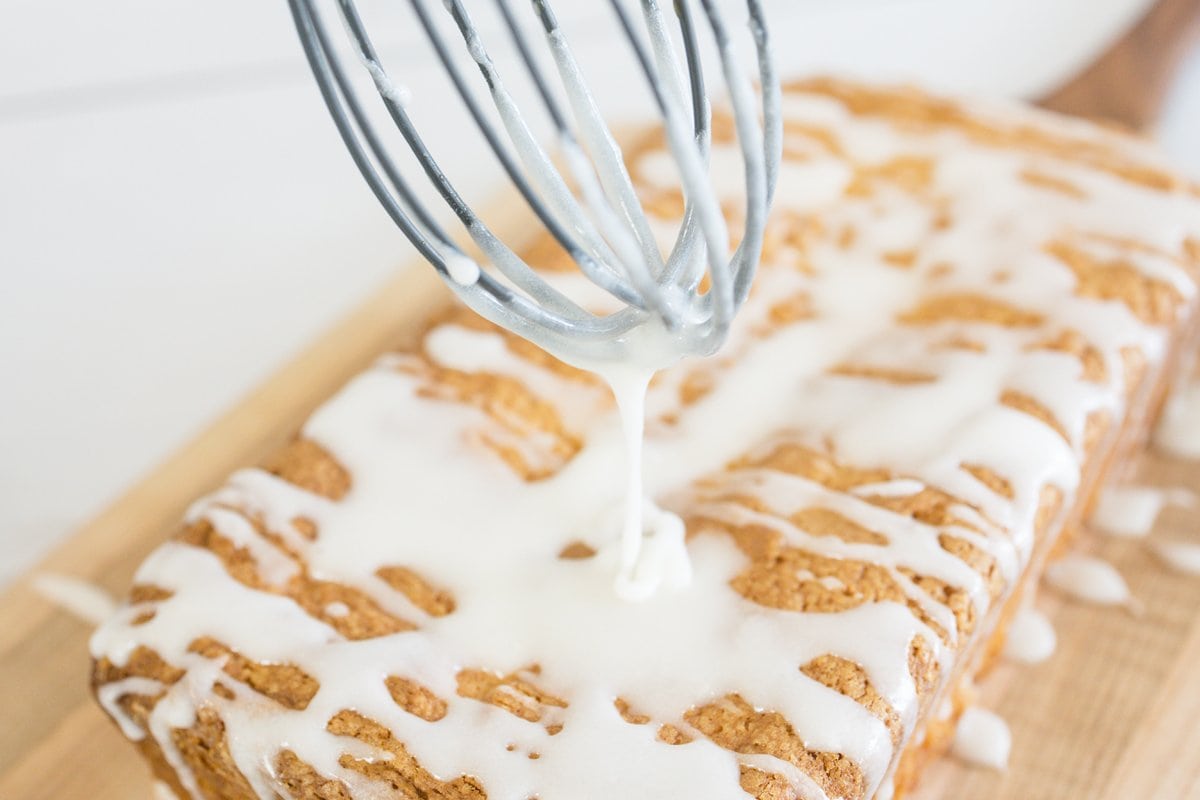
1040 0 1200 129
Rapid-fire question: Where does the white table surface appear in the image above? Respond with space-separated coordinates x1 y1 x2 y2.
2 0 1196 587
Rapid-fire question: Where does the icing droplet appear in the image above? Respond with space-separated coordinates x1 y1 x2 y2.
1155 379 1200 459
153 781 181 800
443 253 482 287
1151 542 1200 576
1044 554 1134 607
951 707 1011 770
32 573 117 626
613 501 692 602
324 601 350 618
361 59 412 108
1091 486 1194 538
1002 607 1056 664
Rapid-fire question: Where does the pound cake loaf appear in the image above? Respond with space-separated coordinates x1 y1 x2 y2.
91 78 1200 800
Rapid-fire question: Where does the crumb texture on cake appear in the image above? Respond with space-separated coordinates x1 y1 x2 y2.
91 78 1200 800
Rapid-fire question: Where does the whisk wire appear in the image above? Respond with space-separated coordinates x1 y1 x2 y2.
335 0 598 321
533 7 677 323
417 0 645 311
290 0 451 272
292 0 620 348
609 0 716 320
495 0 702 303
639 0 709 294
699 0 776 305
288 0 781 362
633 0 738 333
493 0 571 133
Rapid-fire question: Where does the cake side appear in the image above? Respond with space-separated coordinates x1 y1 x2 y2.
90 78 1200 800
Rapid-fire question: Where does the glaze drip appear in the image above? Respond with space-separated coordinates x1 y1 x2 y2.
90 79 1200 800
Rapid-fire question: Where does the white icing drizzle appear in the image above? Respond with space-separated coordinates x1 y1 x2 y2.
1151 542 1200 575
851 479 928 499
1155 377 1200 459
604 364 662 599
1002 607 1057 664
89 84 1200 800
152 780 181 800
443 253 482 287
96 676 165 740
1044 554 1136 608
951 707 1012 770
32 573 117 626
612 497 692 602
1091 485 1195 538
202 506 299 587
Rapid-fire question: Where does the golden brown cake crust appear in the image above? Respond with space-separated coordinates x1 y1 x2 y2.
90 78 1200 800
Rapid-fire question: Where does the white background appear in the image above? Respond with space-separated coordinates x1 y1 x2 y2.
2 0 1197 587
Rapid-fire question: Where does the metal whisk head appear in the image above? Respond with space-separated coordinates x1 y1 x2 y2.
288 0 781 364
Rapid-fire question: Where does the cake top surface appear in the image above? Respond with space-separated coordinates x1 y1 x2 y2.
92 78 1200 800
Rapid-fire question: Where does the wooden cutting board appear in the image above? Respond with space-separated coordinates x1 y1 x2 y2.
3 2 1200 798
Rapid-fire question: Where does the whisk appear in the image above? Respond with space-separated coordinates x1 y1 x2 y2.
287 0 782 365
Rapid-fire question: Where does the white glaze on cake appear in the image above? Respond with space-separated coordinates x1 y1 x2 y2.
90 81 1200 800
